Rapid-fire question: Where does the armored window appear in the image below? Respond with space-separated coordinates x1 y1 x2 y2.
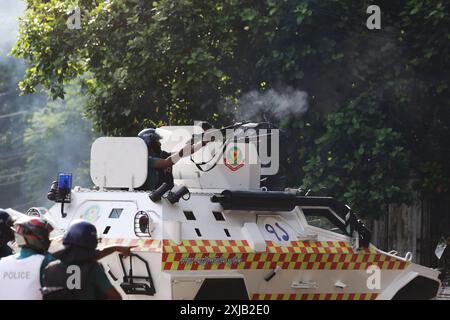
195 228 202 237
213 211 225 221
302 208 346 235
183 210 196 221
103 226 111 235
109 208 123 219
224 228 231 237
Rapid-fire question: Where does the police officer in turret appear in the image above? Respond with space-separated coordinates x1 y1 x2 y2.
138 128 213 190
0 210 15 259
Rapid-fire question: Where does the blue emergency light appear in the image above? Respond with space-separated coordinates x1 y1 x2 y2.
57 172 72 193
57 172 72 218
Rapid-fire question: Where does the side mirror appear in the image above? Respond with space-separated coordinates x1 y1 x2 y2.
351 231 360 251
435 236 449 260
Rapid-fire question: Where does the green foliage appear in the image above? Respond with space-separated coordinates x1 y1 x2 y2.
302 94 412 214
13 0 369 133
12 0 450 216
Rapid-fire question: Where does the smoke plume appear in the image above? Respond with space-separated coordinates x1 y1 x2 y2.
0 1 96 211
238 87 309 121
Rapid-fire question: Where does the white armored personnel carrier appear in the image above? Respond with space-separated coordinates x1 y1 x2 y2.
16 122 442 299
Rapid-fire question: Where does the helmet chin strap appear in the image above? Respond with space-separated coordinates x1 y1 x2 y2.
15 234 26 246
150 144 161 155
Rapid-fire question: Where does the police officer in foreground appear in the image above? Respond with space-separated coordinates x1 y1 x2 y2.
0 210 15 259
0 217 54 299
41 220 123 300
138 128 213 190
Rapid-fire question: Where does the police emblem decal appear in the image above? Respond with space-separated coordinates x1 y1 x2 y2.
224 146 245 171
80 205 101 223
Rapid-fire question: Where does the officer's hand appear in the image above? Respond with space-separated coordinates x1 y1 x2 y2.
97 245 137 259
112 245 137 257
